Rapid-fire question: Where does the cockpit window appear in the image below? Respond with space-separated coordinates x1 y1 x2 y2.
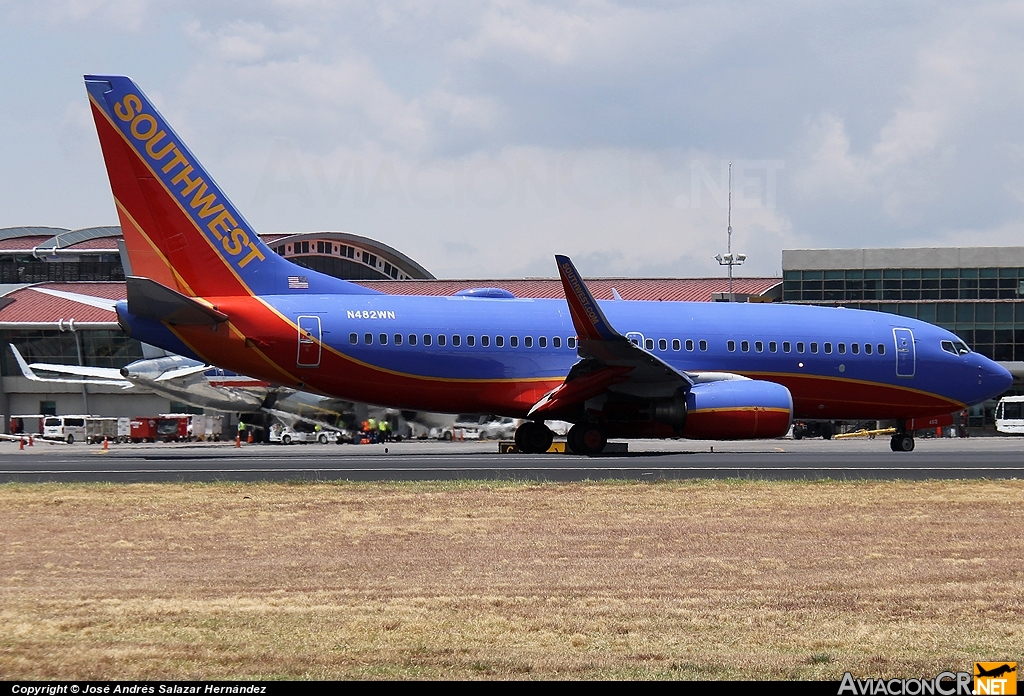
941 339 970 356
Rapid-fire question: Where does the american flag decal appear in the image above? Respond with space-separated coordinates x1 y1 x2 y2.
288 276 309 289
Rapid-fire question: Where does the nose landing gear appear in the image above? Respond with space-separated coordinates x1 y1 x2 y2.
890 433 915 452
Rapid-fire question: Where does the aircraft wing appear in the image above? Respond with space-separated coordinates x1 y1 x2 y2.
528 256 695 417
10 345 133 388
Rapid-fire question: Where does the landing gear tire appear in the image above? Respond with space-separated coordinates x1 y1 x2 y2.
890 434 915 452
792 425 804 440
566 423 607 456
514 421 554 454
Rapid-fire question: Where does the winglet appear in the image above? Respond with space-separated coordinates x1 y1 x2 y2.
555 255 622 341
9 344 40 381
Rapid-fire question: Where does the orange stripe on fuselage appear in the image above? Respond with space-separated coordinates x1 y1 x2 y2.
742 371 963 420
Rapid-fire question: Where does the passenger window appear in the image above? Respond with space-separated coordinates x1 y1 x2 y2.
699 340 707 351
769 341 777 352
659 338 667 351
380 334 388 345
824 342 832 354
438 335 446 346
877 344 885 355
683 339 692 351
496 336 504 347
553 337 561 348
525 336 533 348
838 343 845 354
810 342 818 353
864 343 872 354
539 337 547 348
783 341 791 352
645 338 654 350
851 343 859 354
349 333 358 344
511 336 519 347
727 340 736 352
797 342 805 353
755 341 763 352
394 334 403 346
452 335 461 346
567 337 577 348
481 335 490 347
467 335 475 347
741 340 749 352
364 333 373 345
423 334 432 346
409 334 417 346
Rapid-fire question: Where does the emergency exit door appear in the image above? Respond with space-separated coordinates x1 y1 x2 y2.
893 328 915 378
297 316 322 367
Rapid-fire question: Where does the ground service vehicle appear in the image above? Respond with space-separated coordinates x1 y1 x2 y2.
43 416 88 443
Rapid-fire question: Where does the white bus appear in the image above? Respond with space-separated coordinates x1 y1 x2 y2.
995 396 1024 434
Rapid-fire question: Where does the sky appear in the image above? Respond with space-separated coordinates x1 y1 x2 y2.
2 1 1024 280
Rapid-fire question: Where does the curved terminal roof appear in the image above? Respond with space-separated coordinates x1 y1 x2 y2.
0 226 435 280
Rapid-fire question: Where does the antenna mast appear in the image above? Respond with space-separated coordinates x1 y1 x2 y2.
714 160 745 301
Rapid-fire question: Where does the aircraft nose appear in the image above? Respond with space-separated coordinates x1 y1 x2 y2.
979 357 1014 398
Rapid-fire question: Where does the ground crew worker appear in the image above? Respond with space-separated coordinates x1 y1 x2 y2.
379 419 388 442
367 418 377 443
237 420 246 441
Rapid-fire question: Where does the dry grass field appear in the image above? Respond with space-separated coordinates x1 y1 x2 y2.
0 480 1021 680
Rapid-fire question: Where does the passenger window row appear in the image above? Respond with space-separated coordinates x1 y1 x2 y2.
725 340 886 355
634 337 710 352
350 333 579 349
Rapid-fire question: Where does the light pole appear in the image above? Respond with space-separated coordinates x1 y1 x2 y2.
714 161 746 301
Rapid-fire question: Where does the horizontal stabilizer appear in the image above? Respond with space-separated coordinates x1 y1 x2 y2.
126 276 229 325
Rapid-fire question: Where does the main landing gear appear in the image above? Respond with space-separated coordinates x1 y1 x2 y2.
566 423 607 456
514 420 554 454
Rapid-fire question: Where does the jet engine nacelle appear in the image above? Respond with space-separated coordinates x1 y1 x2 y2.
680 379 793 440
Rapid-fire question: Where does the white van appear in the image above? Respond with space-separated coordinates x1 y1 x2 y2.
43 415 88 444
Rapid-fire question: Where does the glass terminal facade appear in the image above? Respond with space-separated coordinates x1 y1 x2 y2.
783 266 1024 362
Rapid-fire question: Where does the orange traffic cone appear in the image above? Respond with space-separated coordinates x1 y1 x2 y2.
28 435 33 446
247 430 253 444
19 437 24 450
103 437 109 450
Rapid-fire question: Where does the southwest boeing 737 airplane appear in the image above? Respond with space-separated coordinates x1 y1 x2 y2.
84 75 1013 454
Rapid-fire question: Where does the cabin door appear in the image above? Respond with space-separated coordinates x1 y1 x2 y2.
297 316 322 368
893 328 915 378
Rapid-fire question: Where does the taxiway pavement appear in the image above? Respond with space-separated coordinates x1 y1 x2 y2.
1 436 1021 482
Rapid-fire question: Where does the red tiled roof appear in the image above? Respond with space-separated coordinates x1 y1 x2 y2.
63 238 121 250
358 277 781 302
0 236 52 250
259 234 289 244
0 283 124 324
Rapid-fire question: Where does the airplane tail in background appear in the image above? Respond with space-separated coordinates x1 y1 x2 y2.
85 74 378 299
